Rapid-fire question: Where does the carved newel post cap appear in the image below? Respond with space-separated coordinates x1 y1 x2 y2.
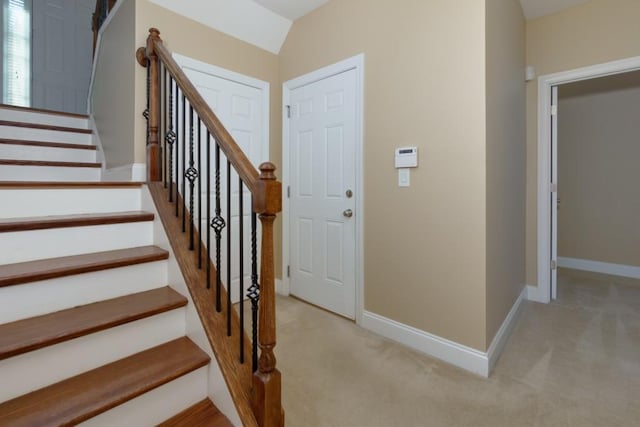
149 27 161 37
259 162 277 180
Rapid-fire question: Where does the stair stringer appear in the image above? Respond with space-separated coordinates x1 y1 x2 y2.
141 185 242 427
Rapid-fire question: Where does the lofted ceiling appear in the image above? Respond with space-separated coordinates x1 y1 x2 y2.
149 0 594 54
518 0 591 20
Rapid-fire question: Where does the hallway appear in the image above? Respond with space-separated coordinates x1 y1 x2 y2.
274 270 640 426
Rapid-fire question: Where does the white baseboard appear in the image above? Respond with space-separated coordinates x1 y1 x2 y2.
558 257 640 279
275 278 289 296
486 286 527 372
526 284 548 303
362 311 489 376
102 163 146 182
362 285 526 378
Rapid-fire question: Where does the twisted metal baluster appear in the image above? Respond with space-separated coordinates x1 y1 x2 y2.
185 106 198 250
181 95 186 230
166 78 176 202
248 206 260 372
197 118 202 267
211 144 224 312
206 132 211 289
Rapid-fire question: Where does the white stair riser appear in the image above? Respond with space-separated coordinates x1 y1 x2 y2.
0 261 168 324
0 222 154 264
80 367 208 427
0 165 101 182
0 125 92 145
0 188 142 217
0 109 89 129
0 144 97 163
0 309 187 402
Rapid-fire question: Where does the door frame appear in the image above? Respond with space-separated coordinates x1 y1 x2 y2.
533 55 640 304
173 53 270 166
281 53 365 324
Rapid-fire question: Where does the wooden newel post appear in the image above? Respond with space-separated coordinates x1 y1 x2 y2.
145 28 161 182
252 162 284 427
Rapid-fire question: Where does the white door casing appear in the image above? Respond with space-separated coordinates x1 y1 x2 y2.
283 55 364 321
32 0 93 114
174 54 269 303
533 55 640 304
550 86 558 300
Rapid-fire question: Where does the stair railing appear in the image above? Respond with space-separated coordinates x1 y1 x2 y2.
137 28 283 427
92 0 117 53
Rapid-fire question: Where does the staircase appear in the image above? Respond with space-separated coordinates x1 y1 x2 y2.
0 105 233 426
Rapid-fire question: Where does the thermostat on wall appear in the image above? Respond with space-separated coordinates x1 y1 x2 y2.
395 147 418 168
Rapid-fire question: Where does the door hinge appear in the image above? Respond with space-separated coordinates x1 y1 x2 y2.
287 185 290 198
287 265 290 277
286 105 291 118
551 105 558 116
551 260 557 270
550 183 558 193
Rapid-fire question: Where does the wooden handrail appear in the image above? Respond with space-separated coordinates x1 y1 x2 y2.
137 28 283 427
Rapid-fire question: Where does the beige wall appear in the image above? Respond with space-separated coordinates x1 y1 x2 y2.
135 0 283 276
525 0 640 285
558 72 640 267
280 0 488 350
90 0 136 168
485 0 526 347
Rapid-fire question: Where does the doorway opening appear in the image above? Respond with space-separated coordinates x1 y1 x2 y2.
535 56 640 304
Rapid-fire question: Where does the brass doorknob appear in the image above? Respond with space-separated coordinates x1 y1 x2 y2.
343 209 353 218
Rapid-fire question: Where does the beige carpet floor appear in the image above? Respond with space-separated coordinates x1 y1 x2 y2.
270 269 640 426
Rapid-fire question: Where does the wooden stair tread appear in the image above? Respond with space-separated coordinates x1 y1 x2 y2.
159 399 233 427
0 337 210 426
0 245 169 288
0 159 101 168
0 104 89 119
0 211 155 233
0 181 143 188
0 287 187 360
0 138 97 150
0 119 92 134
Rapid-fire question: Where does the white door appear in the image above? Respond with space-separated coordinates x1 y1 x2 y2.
32 0 93 114
289 69 357 319
177 56 268 303
551 85 559 300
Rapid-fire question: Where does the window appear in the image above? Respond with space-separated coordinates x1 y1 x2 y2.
3 0 31 106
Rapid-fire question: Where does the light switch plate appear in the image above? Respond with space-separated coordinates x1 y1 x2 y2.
398 168 410 187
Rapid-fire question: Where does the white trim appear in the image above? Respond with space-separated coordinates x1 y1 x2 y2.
537 55 640 304
282 54 365 323
558 257 640 279
102 163 146 182
172 53 271 167
362 285 526 377
275 279 286 296
87 0 127 114
362 311 489 377
486 286 527 372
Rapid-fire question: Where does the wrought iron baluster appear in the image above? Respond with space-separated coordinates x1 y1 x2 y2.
206 132 211 289
239 178 244 364
226 160 232 336
143 58 150 146
159 62 164 184
186 106 198 250
181 95 186 230
211 144 224 312
249 207 259 372
163 65 168 188
166 78 176 202
197 118 202 266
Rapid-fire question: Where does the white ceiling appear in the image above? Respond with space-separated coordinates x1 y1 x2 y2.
149 0 593 55
518 0 591 20
252 0 330 21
